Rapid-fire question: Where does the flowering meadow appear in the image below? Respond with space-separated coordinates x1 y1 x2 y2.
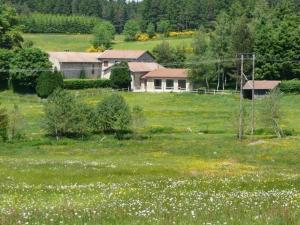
0 90 299 224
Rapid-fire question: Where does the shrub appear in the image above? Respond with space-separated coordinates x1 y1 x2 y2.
0 49 13 90
146 23 155 38
280 80 300 93
0 107 8 142
95 94 132 132
36 71 64 98
110 62 131 90
157 20 170 36
10 48 52 93
92 22 115 49
123 20 141 41
136 33 150 41
44 89 92 139
9 104 26 141
63 79 112 90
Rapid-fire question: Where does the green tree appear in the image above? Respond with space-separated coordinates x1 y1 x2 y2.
110 62 131 89
92 21 115 49
157 19 170 36
0 2 23 49
0 49 13 90
123 19 140 41
0 106 8 142
260 88 285 138
10 48 52 93
153 41 186 68
9 104 26 141
146 23 155 38
36 70 64 98
132 105 146 132
95 94 132 132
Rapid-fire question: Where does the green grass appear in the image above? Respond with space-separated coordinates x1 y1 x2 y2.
23 33 193 52
0 90 300 224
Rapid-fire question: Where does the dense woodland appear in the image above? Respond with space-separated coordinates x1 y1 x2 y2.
4 0 300 32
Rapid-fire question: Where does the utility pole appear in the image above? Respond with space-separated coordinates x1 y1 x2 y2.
251 54 255 137
238 54 244 140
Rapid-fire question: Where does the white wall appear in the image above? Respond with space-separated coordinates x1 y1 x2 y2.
143 78 192 92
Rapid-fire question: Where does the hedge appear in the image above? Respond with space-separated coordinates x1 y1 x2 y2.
63 79 112 90
280 80 300 94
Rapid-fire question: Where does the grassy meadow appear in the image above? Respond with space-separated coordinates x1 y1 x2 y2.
23 33 193 52
0 90 300 224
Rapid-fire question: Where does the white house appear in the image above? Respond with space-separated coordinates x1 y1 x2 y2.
141 68 192 92
99 50 156 79
48 52 102 79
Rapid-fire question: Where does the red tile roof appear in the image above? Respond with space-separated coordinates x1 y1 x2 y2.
142 68 188 79
243 80 281 90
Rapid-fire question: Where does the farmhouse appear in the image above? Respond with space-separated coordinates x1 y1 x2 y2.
141 68 192 92
48 52 101 79
243 80 281 99
99 50 156 79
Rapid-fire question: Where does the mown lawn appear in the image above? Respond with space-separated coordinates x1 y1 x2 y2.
0 90 299 225
23 33 193 52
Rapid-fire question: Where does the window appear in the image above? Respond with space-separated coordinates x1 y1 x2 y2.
104 61 108 67
92 64 95 75
166 79 174 90
154 79 162 90
178 80 187 90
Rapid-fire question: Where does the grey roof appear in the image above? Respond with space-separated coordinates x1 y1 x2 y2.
98 50 152 60
48 52 101 63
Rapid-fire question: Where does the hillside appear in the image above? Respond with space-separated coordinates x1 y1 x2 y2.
23 33 193 52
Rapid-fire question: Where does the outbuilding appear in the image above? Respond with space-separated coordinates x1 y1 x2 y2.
243 80 281 99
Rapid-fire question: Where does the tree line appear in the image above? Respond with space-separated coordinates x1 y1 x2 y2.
19 13 102 33
5 0 299 33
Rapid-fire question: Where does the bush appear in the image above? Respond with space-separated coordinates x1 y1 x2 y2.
10 48 52 93
94 94 132 132
0 107 8 142
123 19 141 41
63 79 112 90
136 33 150 41
44 89 92 139
110 62 131 89
0 49 13 90
92 22 115 49
36 71 64 98
280 80 300 93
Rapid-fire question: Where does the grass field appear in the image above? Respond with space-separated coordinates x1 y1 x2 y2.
0 90 300 224
23 33 193 52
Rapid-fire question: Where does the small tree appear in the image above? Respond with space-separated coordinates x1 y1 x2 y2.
132 105 146 132
9 104 25 140
44 89 77 139
0 106 8 142
92 22 115 49
110 62 131 90
11 48 52 93
157 20 170 36
146 23 156 38
260 88 285 138
36 70 64 98
123 19 140 41
79 69 86 79
153 41 186 68
95 94 132 132
0 49 12 90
